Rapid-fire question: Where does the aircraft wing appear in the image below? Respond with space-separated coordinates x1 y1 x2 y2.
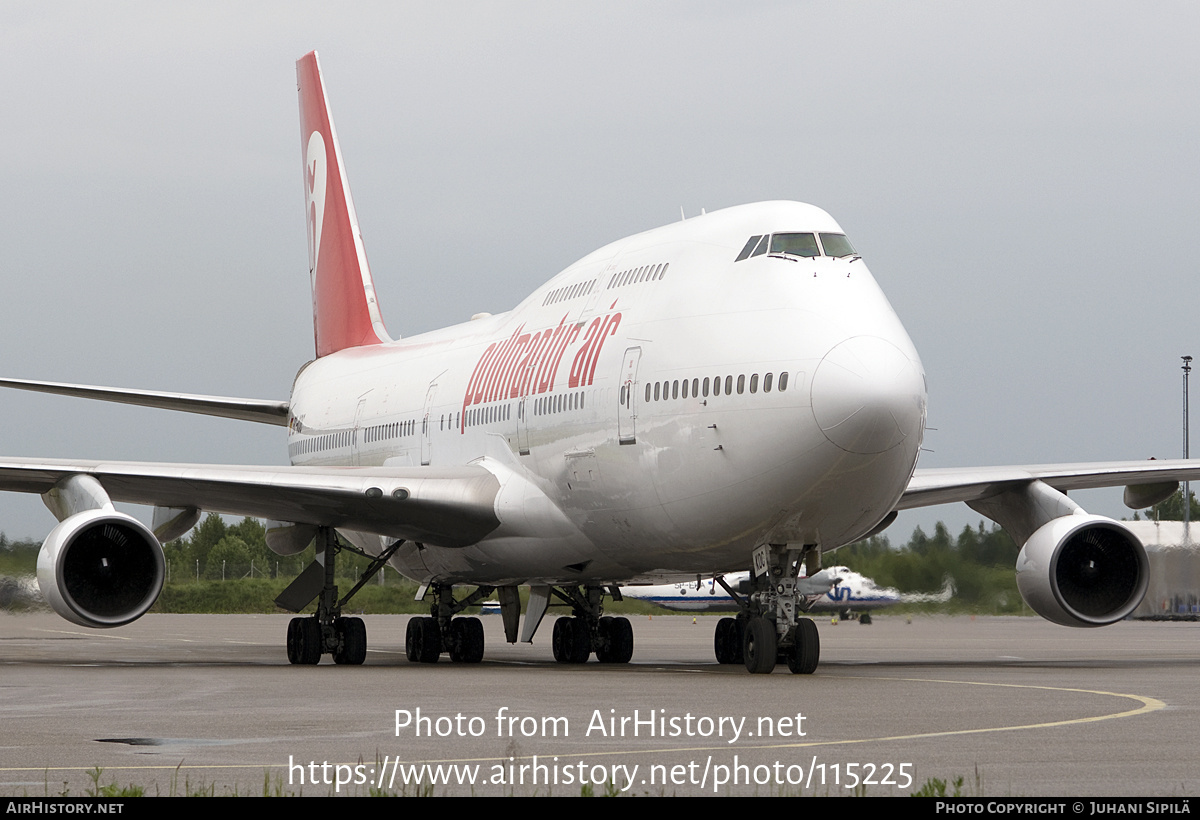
0 378 290 426
0 458 499 547
899 459 1200 510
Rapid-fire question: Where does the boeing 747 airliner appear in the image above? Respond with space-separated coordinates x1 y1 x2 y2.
2 52 1197 674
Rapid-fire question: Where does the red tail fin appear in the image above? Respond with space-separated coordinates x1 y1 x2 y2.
297 51 391 358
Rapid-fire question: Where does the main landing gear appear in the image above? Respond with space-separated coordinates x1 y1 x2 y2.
278 527 404 666
405 583 495 664
712 545 821 675
548 585 634 664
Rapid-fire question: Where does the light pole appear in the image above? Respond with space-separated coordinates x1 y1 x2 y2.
1184 355 1192 535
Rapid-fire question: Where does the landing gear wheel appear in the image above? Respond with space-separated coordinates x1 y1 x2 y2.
552 617 591 663
404 618 419 662
286 617 300 664
449 617 485 663
743 616 777 674
406 616 441 663
333 616 367 665
596 616 633 663
786 618 820 674
713 617 744 664
859 612 872 625
287 617 321 665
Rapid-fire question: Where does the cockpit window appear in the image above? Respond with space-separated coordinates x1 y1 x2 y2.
819 233 856 258
769 233 820 258
735 231 859 261
735 235 762 262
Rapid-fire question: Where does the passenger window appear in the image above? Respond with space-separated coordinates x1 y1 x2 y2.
779 372 789 391
737 375 745 394
725 375 733 394
749 374 758 394
764 373 773 393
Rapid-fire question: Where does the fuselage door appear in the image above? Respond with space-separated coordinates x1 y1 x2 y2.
618 346 641 445
516 395 531 456
352 395 369 466
516 341 548 457
420 379 438 466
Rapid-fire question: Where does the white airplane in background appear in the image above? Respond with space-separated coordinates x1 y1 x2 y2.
624 567 955 618
4 51 1199 675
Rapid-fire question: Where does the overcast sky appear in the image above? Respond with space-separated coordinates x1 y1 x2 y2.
1 2 1198 545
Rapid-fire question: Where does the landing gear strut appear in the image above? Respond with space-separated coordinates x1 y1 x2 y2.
405 583 494 664
279 527 401 665
712 545 822 675
547 585 633 664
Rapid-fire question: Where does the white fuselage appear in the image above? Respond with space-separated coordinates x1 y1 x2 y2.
285 201 927 586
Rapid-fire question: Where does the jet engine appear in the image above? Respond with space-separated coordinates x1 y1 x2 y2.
36 509 164 628
1015 514 1147 627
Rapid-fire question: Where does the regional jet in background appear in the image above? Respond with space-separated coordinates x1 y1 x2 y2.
3 51 1199 674
624 567 955 621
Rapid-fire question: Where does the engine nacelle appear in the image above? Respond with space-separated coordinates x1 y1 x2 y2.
1015 514 1148 627
36 509 164 628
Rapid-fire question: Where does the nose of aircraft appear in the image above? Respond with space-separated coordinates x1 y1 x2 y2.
810 336 925 455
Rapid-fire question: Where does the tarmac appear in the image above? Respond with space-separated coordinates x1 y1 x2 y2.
0 611 1198 796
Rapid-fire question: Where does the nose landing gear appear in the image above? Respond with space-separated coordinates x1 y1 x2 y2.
713 545 822 675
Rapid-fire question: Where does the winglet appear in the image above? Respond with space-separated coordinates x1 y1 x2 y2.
297 51 392 357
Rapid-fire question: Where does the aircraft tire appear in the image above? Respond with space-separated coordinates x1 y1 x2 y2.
859 612 872 625
288 617 321 665
551 617 572 663
286 617 302 664
743 616 776 674
552 617 591 663
786 618 820 675
595 616 614 662
407 616 441 663
404 618 420 662
449 617 485 663
714 617 741 664
597 616 633 663
571 617 594 663
333 616 367 665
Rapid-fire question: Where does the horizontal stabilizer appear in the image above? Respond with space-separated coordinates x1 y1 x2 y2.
0 377 290 426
